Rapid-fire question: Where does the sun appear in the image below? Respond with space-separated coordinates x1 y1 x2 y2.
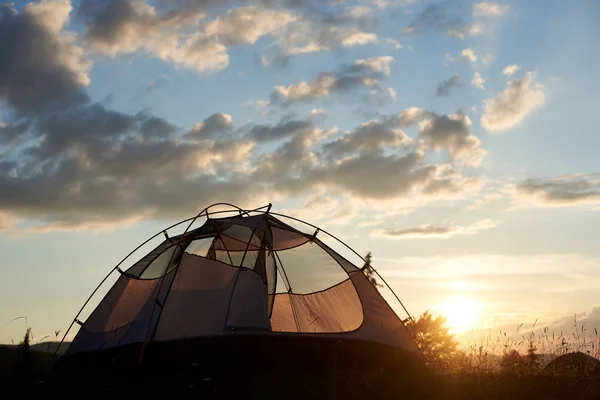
439 296 482 333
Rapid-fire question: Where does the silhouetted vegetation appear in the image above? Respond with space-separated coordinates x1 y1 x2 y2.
362 251 382 290
2 316 600 399
407 311 460 371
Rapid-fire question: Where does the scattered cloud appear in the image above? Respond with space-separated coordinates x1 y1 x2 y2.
80 1 295 73
0 1 489 231
269 56 394 106
372 219 496 239
503 64 522 76
383 38 404 49
404 0 481 39
186 113 233 140
0 102 484 230
246 119 314 143
461 48 477 63
280 16 377 55
516 175 600 207
346 5 372 19
473 2 509 17
310 108 326 118
435 74 464 97
387 107 430 126
418 112 485 165
472 72 485 89
322 119 412 160
481 71 545 132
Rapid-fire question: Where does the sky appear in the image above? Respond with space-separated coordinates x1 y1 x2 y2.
1 0 600 347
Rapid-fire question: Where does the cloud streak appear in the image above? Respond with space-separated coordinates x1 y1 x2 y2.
516 175 600 207
372 219 496 239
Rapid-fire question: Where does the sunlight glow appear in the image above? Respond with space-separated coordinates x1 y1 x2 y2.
440 296 483 333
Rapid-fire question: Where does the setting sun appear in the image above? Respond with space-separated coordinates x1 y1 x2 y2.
439 296 483 333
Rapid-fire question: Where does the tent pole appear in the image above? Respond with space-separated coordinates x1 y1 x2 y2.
138 204 220 365
222 213 268 332
52 266 118 360
267 212 419 329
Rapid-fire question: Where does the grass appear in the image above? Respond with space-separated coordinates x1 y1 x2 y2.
458 315 600 373
1 320 600 399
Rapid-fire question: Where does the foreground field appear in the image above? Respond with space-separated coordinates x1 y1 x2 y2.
1 349 599 400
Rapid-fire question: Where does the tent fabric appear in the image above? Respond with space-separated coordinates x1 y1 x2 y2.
270 278 362 333
153 255 237 340
66 210 421 360
66 271 174 355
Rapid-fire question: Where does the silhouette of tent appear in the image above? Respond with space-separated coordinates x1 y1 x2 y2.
56 204 422 372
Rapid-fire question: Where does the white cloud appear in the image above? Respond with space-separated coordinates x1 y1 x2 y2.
418 113 485 165
310 108 326 117
473 2 509 17
387 87 397 100
503 64 522 76
82 2 294 73
322 119 412 159
186 113 233 139
202 6 294 47
447 23 483 39
281 20 377 55
481 71 545 131
269 57 393 105
260 54 269 68
355 56 394 76
384 38 404 49
472 72 485 89
461 48 477 63
346 5 372 18
372 219 496 239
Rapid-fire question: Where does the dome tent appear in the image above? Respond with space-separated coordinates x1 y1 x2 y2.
55 204 423 373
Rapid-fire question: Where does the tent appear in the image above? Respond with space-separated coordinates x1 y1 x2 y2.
55 204 422 373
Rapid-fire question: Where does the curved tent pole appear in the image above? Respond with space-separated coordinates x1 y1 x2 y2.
55 204 266 363
137 204 217 364
138 203 274 362
52 266 117 361
267 211 416 324
138 203 272 363
222 212 269 332
52 214 201 361
59 203 421 363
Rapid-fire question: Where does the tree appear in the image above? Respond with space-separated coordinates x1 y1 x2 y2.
362 251 382 290
406 311 459 371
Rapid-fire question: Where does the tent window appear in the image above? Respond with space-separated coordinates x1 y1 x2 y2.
219 225 262 251
139 244 182 279
185 237 215 257
274 241 349 294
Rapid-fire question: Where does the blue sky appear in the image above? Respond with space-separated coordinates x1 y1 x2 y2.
1 0 600 345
